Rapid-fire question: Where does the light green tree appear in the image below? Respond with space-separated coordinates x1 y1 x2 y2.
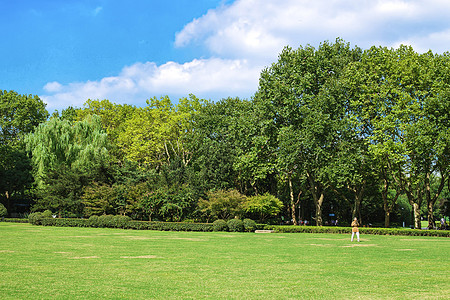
75 99 136 160
117 95 203 168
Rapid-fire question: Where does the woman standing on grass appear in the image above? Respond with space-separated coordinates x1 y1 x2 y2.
351 217 360 242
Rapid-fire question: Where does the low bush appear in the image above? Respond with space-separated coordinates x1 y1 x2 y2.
83 215 132 228
28 212 44 225
212 219 227 231
243 219 257 232
113 215 131 228
1 218 28 223
227 218 244 232
88 215 99 227
97 215 115 228
127 221 213 232
40 218 89 227
32 216 213 232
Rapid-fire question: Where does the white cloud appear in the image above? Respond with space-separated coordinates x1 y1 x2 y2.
41 58 262 110
43 0 450 110
43 81 63 93
176 0 450 56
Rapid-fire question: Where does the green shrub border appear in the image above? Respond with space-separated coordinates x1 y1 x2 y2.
25 216 214 232
2 217 448 237
263 225 450 237
1 218 29 223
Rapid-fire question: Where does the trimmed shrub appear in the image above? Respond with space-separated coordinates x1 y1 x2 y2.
0 203 7 218
227 218 244 232
1 218 28 223
28 212 44 225
41 218 89 227
127 221 214 232
212 219 228 232
88 215 100 227
113 215 131 228
243 218 257 232
97 215 115 228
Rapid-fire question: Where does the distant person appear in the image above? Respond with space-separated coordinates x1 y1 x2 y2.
441 217 447 230
351 217 360 242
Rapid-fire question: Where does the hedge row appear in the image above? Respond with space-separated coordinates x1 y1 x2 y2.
1 218 29 223
126 220 214 232
28 213 215 232
8 214 448 237
263 225 450 237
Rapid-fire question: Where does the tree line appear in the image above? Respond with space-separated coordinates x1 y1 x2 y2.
1 39 449 228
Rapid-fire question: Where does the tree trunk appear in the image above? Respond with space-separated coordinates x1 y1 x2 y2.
425 171 446 230
352 194 362 221
5 190 10 217
288 172 297 225
413 202 421 229
315 193 324 226
350 181 365 222
427 201 435 229
384 211 390 228
381 178 400 228
307 172 324 226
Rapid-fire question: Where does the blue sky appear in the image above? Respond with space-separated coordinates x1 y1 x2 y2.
2 0 450 111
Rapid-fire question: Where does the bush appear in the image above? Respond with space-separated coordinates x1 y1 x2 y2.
243 219 257 232
88 215 100 227
227 218 244 232
127 221 214 232
42 210 53 218
212 219 228 231
28 212 44 225
97 215 115 228
0 203 7 218
113 215 131 228
41 218 89 227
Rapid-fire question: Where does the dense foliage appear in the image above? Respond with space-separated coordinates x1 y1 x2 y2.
1 40 449 230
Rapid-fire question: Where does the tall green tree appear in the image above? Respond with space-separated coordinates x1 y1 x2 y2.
0 90 48 215
253 39 362 225
36 164 87 217
0 90 48 144
347 46 450 229
188 97 253 192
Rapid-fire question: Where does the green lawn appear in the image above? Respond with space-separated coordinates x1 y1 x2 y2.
1 223 449 299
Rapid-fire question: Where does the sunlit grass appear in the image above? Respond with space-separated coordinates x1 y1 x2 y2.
1 222 449 299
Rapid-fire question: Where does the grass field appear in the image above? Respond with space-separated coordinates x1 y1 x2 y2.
1 223 449 299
